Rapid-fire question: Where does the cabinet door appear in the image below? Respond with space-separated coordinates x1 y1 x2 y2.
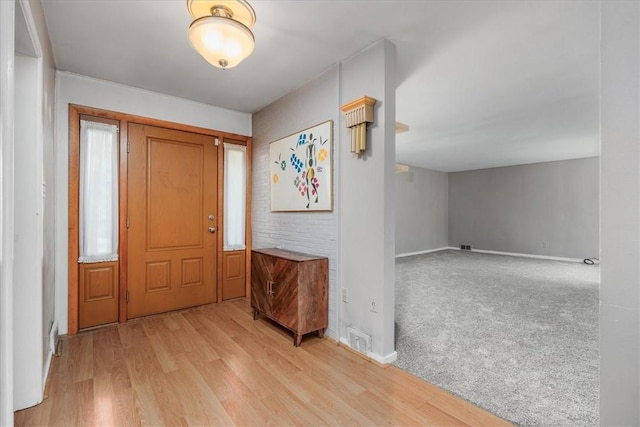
270 258 300 330
251 252 273 315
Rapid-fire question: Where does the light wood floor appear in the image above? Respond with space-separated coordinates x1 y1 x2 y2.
15 299 510 426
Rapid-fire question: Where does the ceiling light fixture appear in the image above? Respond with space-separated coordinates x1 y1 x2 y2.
187 0 256 70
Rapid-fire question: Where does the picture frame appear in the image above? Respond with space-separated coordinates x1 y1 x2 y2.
269 120 333 211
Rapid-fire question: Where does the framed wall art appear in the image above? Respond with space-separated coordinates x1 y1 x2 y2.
270 120 333 211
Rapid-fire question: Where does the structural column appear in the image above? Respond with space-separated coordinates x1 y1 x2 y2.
600 1 640 424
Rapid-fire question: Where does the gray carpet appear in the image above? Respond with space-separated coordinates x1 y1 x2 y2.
394 250 599 426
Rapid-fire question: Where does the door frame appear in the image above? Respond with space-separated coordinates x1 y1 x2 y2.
68 104 252 335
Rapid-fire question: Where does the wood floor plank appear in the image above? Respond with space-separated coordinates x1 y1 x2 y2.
147 332 179 373
194 358 255 403
427 393 512 426
122 339 164 386
140 315 170 337
111 386 137 426
229 357 338 425
254 358 314 404
415 401 472 427
131 381 165 426
75 378 95 426
174 311 221 361
71 333 94 383
93 326 132 391
148 367 189 425
167 354 235 426
117 321 147 348
205 303 256 338
286 369 373 426
93 374 116 426
220 394 275 426
15 299 511 426
160 311 183 331
185 309 255 365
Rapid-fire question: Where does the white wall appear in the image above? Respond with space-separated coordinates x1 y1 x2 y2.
14 53 44 410
29 0 58 390
600 1 640 423
448 157 599 259
339 40 396 361
54 72 252 334
12 0 56 411
395 167 448 256
0 1 15 423
252 66 339 338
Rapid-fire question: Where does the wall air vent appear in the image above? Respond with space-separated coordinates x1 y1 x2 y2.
347 326 372 356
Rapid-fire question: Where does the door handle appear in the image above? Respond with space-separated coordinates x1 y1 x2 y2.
266 280 276 295
208 226 216 233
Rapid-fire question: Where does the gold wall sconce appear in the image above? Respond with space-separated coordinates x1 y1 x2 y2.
340 96 376 155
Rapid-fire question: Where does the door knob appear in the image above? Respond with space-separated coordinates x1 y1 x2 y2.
208 226 216 233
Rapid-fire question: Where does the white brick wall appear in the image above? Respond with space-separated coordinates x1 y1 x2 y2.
252 66 340 338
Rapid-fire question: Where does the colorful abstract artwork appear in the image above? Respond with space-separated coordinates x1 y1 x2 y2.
270 121 333 211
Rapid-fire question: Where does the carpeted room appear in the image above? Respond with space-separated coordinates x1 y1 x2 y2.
393 159 600 426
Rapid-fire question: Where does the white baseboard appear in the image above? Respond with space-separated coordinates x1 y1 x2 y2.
42 351 52 395
49 320 58 354
339 337 397 365
451 247 584 263
395 247 450 258
370 350 398 364
42 320 59 394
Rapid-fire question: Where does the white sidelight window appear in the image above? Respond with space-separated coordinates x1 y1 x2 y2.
223 143 247 250
79 120 119 262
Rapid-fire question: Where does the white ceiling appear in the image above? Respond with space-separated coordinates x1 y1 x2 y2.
41 0 600 172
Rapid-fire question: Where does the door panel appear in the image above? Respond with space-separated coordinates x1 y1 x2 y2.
270 258 299 330
222 250 246 300
250 251 272 315
128 123 217 318
79 261 119 328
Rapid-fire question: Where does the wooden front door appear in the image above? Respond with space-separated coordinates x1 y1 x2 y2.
127 123 217 318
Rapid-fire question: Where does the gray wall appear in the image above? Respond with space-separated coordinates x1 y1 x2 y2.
339 40 396 359
252 66 340 339
448 157 599 259
395 167 448 255
600 1 639 424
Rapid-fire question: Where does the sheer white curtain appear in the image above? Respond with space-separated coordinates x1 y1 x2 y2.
223 143 246 250
79 120 119 263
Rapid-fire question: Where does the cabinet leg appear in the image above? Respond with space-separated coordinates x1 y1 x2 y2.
252 309 260 320
317 329 325 338
294 333 302 347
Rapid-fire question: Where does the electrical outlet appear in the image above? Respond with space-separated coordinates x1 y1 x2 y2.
370 297 378 313
342 288 349 303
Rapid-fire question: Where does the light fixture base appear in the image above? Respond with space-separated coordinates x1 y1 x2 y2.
211 5 233 18
187 0 256 28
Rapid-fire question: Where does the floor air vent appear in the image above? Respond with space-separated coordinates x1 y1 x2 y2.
347 327 371 356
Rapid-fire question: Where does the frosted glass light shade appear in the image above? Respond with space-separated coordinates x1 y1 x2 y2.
188 16 255 69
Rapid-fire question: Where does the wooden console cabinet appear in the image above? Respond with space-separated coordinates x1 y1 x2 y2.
251 248 328 346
